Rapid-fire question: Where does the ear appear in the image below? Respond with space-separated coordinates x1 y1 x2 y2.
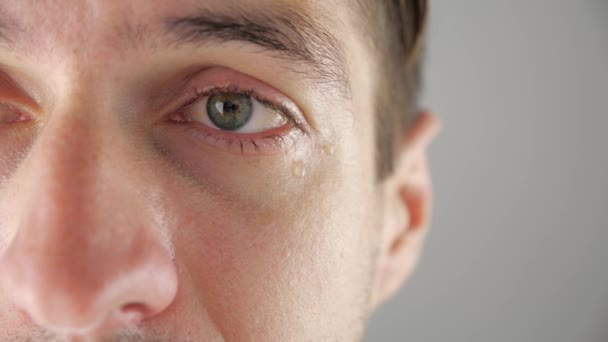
370 110 440 310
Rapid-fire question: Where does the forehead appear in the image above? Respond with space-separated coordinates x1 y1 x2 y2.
0 0 368 105
0 0 357 94
0 0 343 50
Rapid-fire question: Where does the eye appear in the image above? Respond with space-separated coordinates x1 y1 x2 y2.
0 103 29 124
183 91 288 134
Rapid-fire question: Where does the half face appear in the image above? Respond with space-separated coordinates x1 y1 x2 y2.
0 0 428 341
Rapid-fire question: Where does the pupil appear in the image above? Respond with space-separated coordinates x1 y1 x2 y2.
223 101 239 114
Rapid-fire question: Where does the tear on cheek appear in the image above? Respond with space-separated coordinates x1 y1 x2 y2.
151 122 324 211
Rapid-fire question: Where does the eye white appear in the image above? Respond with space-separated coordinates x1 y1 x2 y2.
187 95 287 133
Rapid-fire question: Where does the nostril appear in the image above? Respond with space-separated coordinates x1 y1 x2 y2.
118 303 148 326
15 307 36 326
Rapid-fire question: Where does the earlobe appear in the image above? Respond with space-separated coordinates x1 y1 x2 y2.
370 111 440 310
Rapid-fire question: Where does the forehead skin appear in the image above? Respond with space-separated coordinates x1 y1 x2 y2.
0 0 345 73
0 0 381 341
0 0 366 130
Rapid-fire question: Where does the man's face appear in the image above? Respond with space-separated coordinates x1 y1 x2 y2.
0 1 433 340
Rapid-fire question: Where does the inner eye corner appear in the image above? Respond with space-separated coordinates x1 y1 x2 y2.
0 102 33 124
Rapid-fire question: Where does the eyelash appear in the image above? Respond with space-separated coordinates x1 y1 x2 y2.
170 84 306 154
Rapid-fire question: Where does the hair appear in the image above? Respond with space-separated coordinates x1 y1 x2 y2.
356 0 428 179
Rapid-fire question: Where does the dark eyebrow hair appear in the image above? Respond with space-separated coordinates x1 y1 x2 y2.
164 6 349 96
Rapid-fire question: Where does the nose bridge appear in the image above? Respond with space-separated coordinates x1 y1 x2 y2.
0 104 178 332
19 103 104 250
46 112 95 200
17 98 110 248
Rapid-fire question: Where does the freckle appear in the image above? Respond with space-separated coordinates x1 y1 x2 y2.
291 160 306 177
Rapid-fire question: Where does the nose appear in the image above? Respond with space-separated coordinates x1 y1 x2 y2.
0 112 178 334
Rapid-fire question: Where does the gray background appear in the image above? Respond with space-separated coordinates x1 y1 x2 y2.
366 1 608 341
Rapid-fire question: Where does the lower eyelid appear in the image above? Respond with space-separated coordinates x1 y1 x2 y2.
180 121 296 156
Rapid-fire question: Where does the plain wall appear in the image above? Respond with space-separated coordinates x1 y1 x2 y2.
366 1 608 341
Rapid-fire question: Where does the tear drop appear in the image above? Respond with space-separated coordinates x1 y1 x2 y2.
322 143 336 155
291 160 306 177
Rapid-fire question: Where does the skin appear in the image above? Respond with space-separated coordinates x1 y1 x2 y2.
0 0 439 341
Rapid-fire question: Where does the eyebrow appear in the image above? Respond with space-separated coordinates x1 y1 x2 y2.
164 6 350 96
0 5 350 96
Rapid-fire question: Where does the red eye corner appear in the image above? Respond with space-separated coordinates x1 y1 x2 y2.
0 103 31 124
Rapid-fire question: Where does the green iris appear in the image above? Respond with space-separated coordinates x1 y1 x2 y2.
207 93 253 131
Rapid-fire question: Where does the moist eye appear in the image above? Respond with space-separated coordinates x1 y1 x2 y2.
207 93 253 131
0 103 30 124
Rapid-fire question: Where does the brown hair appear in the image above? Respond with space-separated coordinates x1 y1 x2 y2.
357 0 429 179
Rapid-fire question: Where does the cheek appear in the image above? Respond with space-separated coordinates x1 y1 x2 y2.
146 85 379 337
155 146 378 339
